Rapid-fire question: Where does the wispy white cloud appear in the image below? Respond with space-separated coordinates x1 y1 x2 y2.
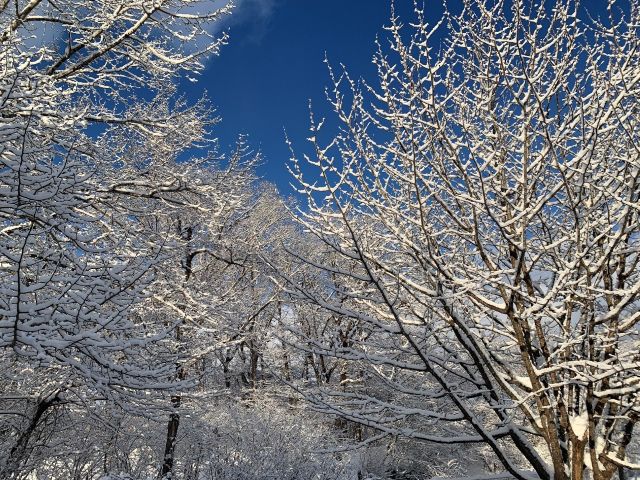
213 0 279 44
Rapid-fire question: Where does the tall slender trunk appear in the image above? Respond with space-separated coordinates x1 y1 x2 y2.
159 388 182 479
282 348 291 382
1 391 61 479
249 340 259 389
159 223 193 479
222 351 233 388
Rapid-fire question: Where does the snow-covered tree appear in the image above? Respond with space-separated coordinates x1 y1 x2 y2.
0 1 234 477
288 1 640 479
146 143 264 479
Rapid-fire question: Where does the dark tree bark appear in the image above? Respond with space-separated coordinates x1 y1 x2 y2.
159 392 182 479
1 391 62 479
159 224 193 479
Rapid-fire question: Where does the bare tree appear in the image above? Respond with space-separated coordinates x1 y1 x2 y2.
287 1 640 479
0 1 234 477
145 142 261 479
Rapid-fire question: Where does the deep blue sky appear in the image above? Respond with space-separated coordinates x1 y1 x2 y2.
184 0 609 197
185 0 441 197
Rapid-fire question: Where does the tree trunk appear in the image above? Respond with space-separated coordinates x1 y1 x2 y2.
249 341 259 389
1 391 61 479
159 393 181 479
159 224 194 479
